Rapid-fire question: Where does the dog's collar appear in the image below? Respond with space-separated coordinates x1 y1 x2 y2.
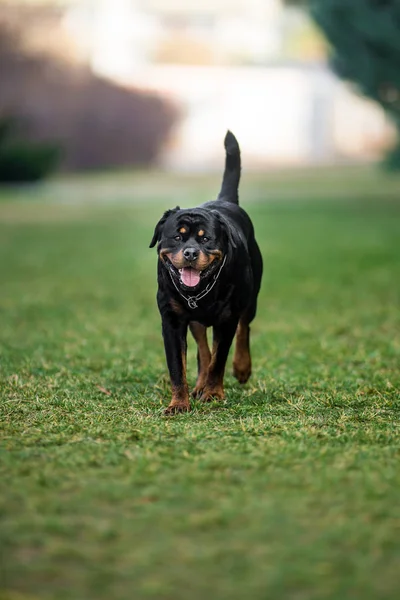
168 256 227 310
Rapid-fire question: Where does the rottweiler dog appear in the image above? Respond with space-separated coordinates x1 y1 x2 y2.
150 131 263 414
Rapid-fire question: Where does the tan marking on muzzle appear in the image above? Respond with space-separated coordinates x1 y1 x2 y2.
163 249 186 269
207 250 223 264
159 248 171 263
195 251 212 271
161 249 222 272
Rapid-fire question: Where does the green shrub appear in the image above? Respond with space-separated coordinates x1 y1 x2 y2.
0 117 60 183
383 139 400 172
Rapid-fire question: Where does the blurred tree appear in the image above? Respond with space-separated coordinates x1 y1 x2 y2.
0 3 179 173
286 0 400 168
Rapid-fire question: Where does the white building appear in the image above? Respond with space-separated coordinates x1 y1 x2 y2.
63 0 394 169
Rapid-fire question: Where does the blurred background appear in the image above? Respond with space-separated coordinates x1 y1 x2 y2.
0 0 399 180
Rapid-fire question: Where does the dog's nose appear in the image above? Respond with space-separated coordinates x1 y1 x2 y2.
183 247 199 262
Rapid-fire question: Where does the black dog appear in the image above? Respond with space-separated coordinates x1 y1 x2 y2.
150 131 263 414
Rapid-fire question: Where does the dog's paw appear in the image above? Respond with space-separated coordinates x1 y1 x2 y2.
232 361 252 384
199 386 225 403
191 385 204 399
163 402 191 415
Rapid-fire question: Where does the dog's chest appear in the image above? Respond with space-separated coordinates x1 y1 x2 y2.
184 284 236 325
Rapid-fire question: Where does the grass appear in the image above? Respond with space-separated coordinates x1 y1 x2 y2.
1 166 400 600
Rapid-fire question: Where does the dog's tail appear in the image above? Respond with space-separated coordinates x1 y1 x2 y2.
217 130 241 204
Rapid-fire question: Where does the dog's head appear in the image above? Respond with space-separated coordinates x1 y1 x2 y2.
149 207 240 290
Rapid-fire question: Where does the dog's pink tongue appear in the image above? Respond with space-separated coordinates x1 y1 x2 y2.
180 267 200 287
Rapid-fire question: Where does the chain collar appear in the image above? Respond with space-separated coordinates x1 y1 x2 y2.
168 256 227 309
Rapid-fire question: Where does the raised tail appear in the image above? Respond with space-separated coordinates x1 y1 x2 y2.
217 130 241 204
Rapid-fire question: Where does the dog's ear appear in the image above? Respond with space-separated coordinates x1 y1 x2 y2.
149 206 180 248
212 211 245 251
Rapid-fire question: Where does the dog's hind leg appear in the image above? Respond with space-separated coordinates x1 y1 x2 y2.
233 240 262 384
189 321 211 398
233 299 258 385
233 318 252 384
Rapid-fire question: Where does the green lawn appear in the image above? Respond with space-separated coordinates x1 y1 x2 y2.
1 167 400 600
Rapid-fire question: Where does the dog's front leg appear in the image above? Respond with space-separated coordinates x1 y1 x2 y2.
200 318 239 403
162 317 190 414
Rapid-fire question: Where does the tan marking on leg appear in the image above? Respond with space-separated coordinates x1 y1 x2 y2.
233 320 252 384
182 348 187 380
165 382 190 414
200 338 225 402
165 359 189 413
165 347 190 415
190 322 211 398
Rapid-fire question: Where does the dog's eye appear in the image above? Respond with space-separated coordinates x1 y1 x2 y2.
202 236 209 243
174 235 181 241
